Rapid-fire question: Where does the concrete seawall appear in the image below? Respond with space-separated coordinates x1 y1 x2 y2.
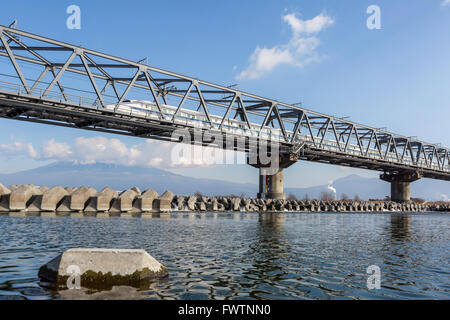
0 183 448 217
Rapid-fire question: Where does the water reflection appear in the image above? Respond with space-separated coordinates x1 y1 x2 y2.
390 214 411 242
58 285 146 300
244 214 290 299
0 213 448 300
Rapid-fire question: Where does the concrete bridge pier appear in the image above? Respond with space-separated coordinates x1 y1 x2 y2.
249 154 298 200
258 168 285 200
380 171 422 202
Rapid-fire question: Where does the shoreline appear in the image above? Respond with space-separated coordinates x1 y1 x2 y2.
2 210 449 218
1 183 449 217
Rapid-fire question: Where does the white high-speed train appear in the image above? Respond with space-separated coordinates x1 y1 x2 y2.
104 100 410 164
105 99 284 140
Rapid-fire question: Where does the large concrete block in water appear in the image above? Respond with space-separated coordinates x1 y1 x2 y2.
186 196 196 211
38 248 168 288
9 185 41 211
174 195 185 210
156 190 174 212
96 187 118 211
83 197 98 214
129 198 144 216
140 190 158 212
121 197 145 218
41 186 68 211
70 187 97 211
56 195 72 214
119 189 139 212
108 198 121 215
232 198 240 211
27 195 43 212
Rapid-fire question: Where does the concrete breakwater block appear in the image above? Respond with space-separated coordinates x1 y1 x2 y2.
70 186 97 211
140 189 158 212
157 190 174 212
27 195 43 212
83 197 98 214
187 196 197 211
108 198 121 215
96 187 118 211
41 186 68 211
56 195 72 214
9 185 41 211
119 188 139 212
38 248 168 288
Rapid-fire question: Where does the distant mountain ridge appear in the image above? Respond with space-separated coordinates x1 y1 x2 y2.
0 162 255 196
0 162 448 200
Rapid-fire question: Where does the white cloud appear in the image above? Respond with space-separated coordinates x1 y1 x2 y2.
237 12 334 80
237 46 294 80
42 139 72 159
73 136 130 165
283 12 334 35
441 0 450 7
0 139 39 159
0 135 242 169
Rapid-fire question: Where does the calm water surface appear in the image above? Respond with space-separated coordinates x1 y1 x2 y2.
0 212 449 300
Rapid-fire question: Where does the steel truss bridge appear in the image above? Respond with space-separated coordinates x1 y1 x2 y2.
0 24 449 185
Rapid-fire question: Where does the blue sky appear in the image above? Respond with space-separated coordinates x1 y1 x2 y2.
0 0 449 189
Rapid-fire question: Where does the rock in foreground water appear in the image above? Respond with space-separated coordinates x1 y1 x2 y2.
38 248 168 289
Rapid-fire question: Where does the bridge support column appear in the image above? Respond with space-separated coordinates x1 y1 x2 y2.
380 171 422 202
250 154 298 200
258 168 285 200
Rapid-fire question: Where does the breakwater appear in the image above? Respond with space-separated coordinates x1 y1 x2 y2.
0 183 448 216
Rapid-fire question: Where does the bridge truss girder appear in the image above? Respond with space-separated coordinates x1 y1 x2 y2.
0 24 448 181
